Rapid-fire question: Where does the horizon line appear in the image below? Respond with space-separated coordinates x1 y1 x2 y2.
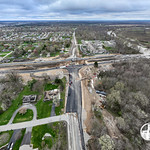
0 19 150 22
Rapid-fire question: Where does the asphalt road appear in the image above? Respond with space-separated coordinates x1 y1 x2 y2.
66 31 86 149
66 66 82 113
51 103 56 117
1 31 115 150
69 31 77 59
7 129 22 150
0 60 116 76
66 65 85 150
1 53 148 68
2 30 147 150
21 127 32 146
0 53 118 68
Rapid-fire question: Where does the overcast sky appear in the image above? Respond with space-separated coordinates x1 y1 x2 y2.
0 0 150 20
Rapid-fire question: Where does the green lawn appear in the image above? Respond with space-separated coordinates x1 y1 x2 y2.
36 82 58 119
0 130 13 148
0 52 10 54
31 124 56 149
13 109 33 123
0 54 6 57
44 83 58 91
31 122 67 150
0 52 10 57
55 77 66 115
0 86 38 125
36 98 52 119
36 78 66 117
13 129 26 150
0 78 66 125
78 39 82 44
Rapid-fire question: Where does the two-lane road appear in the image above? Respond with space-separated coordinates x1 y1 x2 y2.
66 65 85 150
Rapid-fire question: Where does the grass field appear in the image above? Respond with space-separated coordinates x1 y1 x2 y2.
31 124 56 149
0 86 38 125
0 52 10 57
36 82 58 119
44 83 58 91
31 122 67 150
78 39 82 44
36 78 66 117
0 54 6 57
36 98 53 119
13 109 33 123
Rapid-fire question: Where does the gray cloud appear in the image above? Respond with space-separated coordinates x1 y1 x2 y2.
0 0 150 20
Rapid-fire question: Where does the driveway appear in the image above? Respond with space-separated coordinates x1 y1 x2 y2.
8 104 37 125
7 104 37 149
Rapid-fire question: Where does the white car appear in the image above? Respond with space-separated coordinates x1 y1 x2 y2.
10 142 14 150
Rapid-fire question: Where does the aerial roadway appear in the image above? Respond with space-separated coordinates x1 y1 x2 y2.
0 30 149 150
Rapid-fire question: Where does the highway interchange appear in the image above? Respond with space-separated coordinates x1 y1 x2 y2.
0 31 85 150
0 31 149 150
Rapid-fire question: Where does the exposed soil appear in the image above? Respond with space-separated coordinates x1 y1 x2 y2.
19 69 68 84
79 64 125 148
